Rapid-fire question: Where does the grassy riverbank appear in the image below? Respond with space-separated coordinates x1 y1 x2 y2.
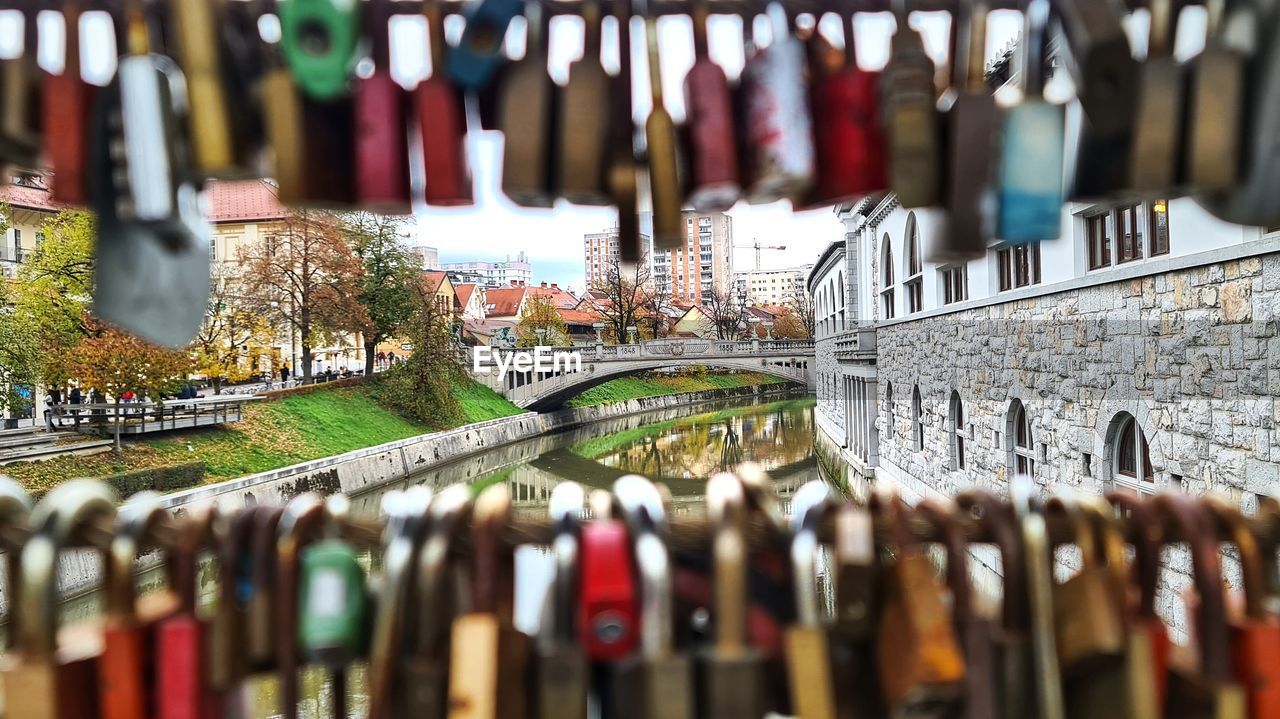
564 370 790 408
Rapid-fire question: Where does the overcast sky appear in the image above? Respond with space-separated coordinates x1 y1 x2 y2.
0 4 1203 292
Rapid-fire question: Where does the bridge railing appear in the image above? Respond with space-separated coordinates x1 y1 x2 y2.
467 338 815 369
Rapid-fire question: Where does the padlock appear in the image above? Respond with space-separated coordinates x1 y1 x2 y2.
994 0 1064 244
606 2 642 263
1128 0 1185 194
1010 477 1066 719
355 0 411 214
447 484 530 719
882 0 941 208
498 0 555 208
1105 493 1171 716
740 3 814 205
224 507 285 718
0 475 33 715
366 487 432 719
609 475 694 719
418 0 473 206
578 490 640 661
1204 497 1280 718
278 0 359 100
155 504 226 719
1195 4 1280 226
917 499 994 719
556 0 610 205
875 492 966 716
207 505 264 710
1060 0 1138 199
1151 494 1247 719
0 7 42 170
43 0 93 204
698 473 764 719
1184 0 1243 191
782 480 837 719
260 17 308 206
828 501 885 719
954 490 1036 719
299 95 358 206
90 2 209 348
937 0 998 262
638 0 684 251
535 482 588 719
171 0 241 176
99 492 183 719
446 0 522 91
2 480 118 719
681 0 739 212
400 485 470 716
806 12 887 209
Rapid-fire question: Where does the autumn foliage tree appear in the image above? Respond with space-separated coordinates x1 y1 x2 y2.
238 210 368 382
192 266 275 393
344 213 421 376
516 294 569 346
375 278 464 428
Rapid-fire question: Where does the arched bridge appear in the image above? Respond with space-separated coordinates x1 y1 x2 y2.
468 339 816 411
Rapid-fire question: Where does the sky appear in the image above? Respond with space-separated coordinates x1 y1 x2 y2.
0 3 1206 292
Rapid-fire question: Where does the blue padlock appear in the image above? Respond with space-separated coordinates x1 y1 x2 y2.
446 0 524 91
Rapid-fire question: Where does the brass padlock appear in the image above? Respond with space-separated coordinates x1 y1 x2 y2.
499 1 555 208
639 0 684 251
782 480 838 719
828 502 886 719
1010 478 1066 719
0 7 42 170
1105 493 1172 717
606 1 642 262
882 0 940 208
1184 0 1244 191
2 480 119 719
556 0 610 206
172 0 240 177
1128 0 1185 194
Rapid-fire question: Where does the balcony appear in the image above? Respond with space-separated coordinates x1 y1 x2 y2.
833 327 877 360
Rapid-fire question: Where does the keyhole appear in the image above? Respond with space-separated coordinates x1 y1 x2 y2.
299 19 333 56
470 19 503 53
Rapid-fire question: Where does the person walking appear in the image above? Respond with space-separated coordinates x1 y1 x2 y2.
280 366 290 385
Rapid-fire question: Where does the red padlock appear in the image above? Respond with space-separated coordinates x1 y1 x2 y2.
355 0 411 214
417 0 473 206
805 12 887 208
155 506 225 719
682 0 738 212
578 513 640 661
43 0 92 204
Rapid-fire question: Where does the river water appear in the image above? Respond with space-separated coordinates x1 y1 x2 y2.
74 394 819 717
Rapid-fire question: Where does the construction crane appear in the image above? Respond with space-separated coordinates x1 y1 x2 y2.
734 237 786 271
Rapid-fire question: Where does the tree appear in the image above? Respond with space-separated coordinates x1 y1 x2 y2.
783 289 816 339
0 282 38 417
8 209 96 387
770 304 810 339
702 286 749 340
191 266 276 393
344 213 420 376
69 321 193 456
592 257 656 343
515 294 569 346
238 210 369 383
374 278 465 428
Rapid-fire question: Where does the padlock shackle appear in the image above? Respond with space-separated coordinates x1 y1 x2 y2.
167 503 225 615
1010 476 1066 719
614 475 674 656
471 483 513 616
1146 0 1179 57
547 482 584 647
916 499 973 622
789 479 831 629
1020 0 1050 97
707 473 749 653
690 0 709 57
105 491 179 620
1203 496 1267 620
1104 492 1161 621
0 475 33 552
413 483 471 657
957 489 1029 632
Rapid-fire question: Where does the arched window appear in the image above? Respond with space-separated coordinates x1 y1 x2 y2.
1008 399 1034 477
1110 412 1154 491
836 271 846 329
881 235 895 320
912 385 923 452
949 391 966 470
884 382 894 440
905 214 924 314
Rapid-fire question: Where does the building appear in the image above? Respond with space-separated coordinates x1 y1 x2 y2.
482 281 578 321
421 271 460 316
583 223 654 289
736 265 813 307
455 283 486 320
651 211 734 304
0 173 65 278
440 252 532 288
410 245 440 270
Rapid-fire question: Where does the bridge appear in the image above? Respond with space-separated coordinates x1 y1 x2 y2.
468 338 816 411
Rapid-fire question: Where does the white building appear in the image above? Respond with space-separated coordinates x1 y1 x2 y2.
440 253 533 288
736 265 813 307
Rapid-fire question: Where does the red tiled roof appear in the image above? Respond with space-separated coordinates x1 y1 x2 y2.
0 181 69 213
422 270 449 294
203 180 290 223
527 285 578 310
484 287 526 318
455 283 478 307
557 308 600 325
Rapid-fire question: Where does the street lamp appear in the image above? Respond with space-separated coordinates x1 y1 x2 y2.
747 316 760 339
764 320 774 340
592 322 606 343
626 325 638 344
535 327 548 346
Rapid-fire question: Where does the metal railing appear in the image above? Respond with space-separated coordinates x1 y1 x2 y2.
49 396 261 435
468 338 815 368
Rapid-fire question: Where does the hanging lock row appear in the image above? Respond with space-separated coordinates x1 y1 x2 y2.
3 472 1280 717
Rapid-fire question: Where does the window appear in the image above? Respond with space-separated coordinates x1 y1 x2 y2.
997 242 1041 292
949 391 966 470
209 237 217 262
1085 201 1170 270
941 266 967 304
880 235 895 320
905 216 923 313
884 383 894 441
1009 399 1035 477
911 386 923 452
1111 412 1155 492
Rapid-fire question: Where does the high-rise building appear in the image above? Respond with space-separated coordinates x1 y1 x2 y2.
736 265 814 306
583 225 655 289
439 252 532 288
651 211 733 303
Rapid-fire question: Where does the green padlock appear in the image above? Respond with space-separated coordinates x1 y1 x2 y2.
298 538 369 665
279 0 360 100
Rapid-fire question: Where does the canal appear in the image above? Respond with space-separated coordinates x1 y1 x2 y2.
73 394 819 717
